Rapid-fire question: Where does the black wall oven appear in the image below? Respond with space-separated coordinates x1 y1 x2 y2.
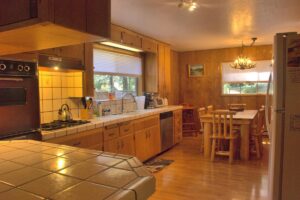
0 59 41 140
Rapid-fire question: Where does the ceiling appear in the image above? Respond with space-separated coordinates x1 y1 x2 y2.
111 0 300 51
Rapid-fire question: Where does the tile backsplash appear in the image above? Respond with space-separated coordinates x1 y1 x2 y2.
39 70 83 123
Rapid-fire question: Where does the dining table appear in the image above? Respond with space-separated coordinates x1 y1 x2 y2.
201 109 258 161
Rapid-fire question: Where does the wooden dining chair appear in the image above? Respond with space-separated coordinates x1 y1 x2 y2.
250 108 265 159
207 105 214 114
210 110 238 164
198 107 206 152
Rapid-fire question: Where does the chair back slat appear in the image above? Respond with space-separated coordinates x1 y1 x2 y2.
212 110 236 138
207 105 214 114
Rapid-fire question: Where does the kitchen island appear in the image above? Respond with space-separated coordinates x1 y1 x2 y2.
0 140 155 200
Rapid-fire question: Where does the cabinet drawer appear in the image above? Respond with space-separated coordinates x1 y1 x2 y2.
134 118 145 132
103 125 119 141
144 115 159 128
120 121 134 136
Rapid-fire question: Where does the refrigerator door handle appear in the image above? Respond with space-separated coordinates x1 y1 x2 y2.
265 73 272 141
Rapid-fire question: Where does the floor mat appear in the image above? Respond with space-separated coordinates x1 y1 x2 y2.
144 159 174 173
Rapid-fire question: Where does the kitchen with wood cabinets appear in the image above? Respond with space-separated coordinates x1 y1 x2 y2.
0 0 300 200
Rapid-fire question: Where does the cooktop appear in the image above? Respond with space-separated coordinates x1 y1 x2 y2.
41 120 90 131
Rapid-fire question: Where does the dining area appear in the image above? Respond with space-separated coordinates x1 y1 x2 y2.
190 103 267 164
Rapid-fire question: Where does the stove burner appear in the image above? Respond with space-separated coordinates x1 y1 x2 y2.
41 120 90 131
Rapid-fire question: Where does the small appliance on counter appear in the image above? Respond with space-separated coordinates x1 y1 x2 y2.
0 59 41 140
144 92 167 109
58 104 73 121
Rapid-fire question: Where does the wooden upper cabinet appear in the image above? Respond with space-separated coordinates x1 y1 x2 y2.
0 0 110 56
54 0 86 31
110 25 142 49
86 0 111 37
142 37 158 53
0 0 32 26
123 31 142 48
111 25 123 43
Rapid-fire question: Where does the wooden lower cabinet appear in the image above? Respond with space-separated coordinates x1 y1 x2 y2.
148 125 161 156
104 134 135 156
173 109 183 144
134 115 161 162
47 128 103 151
134 129 150 161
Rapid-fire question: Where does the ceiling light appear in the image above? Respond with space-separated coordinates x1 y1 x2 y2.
178 0 198 12
231 38 257 70
100 41 143 52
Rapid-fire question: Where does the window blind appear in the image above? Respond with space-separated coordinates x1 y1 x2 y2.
93 48 142 75
222 60 272 82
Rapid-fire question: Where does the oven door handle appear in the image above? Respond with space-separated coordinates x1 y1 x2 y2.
0 78 24 82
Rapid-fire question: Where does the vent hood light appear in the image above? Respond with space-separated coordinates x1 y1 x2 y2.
100 41 143 52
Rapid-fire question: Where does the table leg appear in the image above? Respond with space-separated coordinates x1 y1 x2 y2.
204 122 212 158
240 124 250 161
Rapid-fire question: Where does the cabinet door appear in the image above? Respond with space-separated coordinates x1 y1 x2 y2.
134 130 149 161
149 125 161 156
104 138 119 154
86 0 111 37
142 37 157 53
111 25 123 43
0 0 32 26
123 31 142 48
119 134 135 156
54 0 86 31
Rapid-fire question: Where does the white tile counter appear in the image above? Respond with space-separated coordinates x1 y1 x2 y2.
0 140 155 200
42 106 183 141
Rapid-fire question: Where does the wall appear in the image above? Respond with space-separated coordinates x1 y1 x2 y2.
39 70 83 123
170 50 180 105
178 45 273 109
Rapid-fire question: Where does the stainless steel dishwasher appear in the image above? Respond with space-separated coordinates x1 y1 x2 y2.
160 111 174 152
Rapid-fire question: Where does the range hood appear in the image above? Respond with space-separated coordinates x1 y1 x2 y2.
38 54 83 71
0 0 110 56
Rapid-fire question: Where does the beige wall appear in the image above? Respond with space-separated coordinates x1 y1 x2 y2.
178 45 273 109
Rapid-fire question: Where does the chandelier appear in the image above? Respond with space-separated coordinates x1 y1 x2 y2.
231 38 257 70
178 0 198 12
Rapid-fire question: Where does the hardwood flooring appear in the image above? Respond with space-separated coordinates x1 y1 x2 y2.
149 136 269 200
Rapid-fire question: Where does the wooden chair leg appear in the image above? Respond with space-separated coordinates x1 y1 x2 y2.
211 139 216 162
229 139 234 164
255 138 261 159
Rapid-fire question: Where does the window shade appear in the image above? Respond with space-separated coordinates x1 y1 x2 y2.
222 60 272 82
93 49 142 75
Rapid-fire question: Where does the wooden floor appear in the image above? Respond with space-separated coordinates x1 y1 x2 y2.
149 136 269 200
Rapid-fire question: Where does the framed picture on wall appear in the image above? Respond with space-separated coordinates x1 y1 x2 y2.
188 64 205 77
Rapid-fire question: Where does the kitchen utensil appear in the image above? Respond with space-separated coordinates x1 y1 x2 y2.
81 97 87 109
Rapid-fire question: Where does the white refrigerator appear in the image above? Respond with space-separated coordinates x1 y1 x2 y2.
267 32 300 200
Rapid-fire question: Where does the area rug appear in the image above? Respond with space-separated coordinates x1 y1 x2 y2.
144 159 174 173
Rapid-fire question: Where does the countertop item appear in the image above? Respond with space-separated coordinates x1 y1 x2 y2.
0 140 155 200
42 105 183 141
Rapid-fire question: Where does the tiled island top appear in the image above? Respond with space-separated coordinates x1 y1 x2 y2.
0 140 155 200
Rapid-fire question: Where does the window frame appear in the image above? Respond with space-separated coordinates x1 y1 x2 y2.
221 81 269 96
94 72 139 96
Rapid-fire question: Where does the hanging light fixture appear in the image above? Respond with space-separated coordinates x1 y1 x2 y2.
178 0 198 12
231 38 257 70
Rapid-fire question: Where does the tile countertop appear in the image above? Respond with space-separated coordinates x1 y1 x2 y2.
42 105 183 140
0 140 155 200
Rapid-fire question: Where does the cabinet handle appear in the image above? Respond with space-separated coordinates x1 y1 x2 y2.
124 128 129 132
108 133 115 137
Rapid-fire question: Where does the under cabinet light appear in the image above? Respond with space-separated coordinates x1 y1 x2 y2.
100 41 143 52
